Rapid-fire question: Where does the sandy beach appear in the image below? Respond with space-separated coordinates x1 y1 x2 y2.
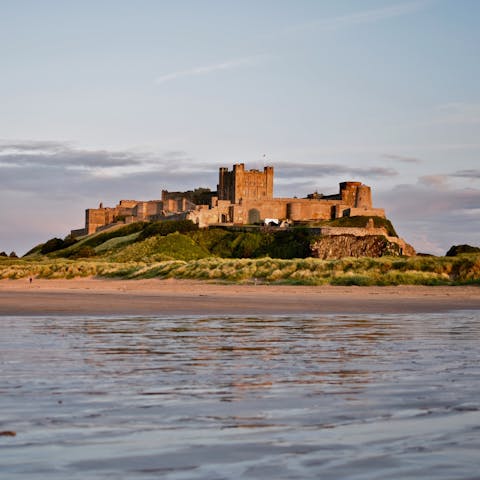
0 278 479 315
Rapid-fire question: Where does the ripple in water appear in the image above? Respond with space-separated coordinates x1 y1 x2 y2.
1 312 480 479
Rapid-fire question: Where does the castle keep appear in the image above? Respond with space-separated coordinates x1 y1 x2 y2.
73 164 385 236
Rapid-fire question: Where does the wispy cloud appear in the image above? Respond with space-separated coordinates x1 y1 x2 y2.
451 169 480 179
0 141 216 178
418 174 449 188
283 0 432 34
274 162 398 179
416 169 480 189
0 141 143 169
154 55 266 84
415 169 480 187
287 142 480 160
0 140 67 154
383 153 422 164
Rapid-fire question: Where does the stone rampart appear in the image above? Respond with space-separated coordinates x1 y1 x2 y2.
70 228 87 238
318 226 389 237
344 207 385 218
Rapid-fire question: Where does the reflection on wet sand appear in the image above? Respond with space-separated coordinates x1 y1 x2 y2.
2 312 480 479
51 316 390 398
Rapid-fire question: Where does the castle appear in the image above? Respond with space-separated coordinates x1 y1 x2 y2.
72 164 386 236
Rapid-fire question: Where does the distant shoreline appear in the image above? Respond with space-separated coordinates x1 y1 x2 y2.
1 278 479 316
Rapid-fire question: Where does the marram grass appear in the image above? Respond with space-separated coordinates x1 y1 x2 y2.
1 254 480 285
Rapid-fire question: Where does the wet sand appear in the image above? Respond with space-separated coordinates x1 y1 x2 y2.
0 278 479 315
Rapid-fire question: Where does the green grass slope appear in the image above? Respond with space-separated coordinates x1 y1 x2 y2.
109 232 210 262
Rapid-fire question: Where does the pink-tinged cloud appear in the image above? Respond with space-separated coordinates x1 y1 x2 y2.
418 175 449 188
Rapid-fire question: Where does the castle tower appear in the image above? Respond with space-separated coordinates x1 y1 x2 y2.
264 166 274 199
218 163 274 204
339 181 361 206
233 163 245 203
218 167 232 202
339 182 372 209
355 185 372 209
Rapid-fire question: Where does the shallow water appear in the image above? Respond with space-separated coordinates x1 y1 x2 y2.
1 312 480 479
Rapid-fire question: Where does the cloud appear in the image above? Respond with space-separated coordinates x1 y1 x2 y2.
283 0 432 34
0 140 218 199
388 184 480 217
418 175 449 188
0 141 143 169
377 183 480 254
154 55 266 84
274 162 398 179
382 154 422 164
0 141 219 178
0 140 67 153
451 169 480 179
417 169 480 189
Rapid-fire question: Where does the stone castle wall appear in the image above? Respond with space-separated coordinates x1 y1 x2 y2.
77 163 387 235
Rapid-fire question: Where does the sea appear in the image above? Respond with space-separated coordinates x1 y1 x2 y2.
1 312 480 479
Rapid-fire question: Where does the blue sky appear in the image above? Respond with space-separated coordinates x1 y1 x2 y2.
1 0 479 255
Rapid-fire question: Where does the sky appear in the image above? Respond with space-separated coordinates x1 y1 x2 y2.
1 0 479 255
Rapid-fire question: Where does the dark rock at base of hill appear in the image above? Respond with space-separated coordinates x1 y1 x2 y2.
311 234 415 260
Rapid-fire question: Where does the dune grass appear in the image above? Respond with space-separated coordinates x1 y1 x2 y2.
2 253 479 285
0 258 141 280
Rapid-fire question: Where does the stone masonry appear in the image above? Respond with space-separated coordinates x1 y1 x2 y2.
187 164 385 227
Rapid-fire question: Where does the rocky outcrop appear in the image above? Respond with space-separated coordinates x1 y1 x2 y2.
446 244 480 256
311 234 415 259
